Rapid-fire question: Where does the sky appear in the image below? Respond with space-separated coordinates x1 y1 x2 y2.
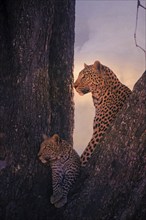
73 0 146 155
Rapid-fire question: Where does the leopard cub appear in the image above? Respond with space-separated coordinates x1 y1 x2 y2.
38 134 80 208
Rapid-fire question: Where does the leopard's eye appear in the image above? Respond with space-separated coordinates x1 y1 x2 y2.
81 74 85 78
81 74 90 82
81 74 86 81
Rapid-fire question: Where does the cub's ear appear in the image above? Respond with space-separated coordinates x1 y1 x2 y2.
93 60 101 71
84 63 88 68
52 134 61 145
42 134 48 140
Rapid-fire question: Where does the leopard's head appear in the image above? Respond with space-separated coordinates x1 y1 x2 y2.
38 134 61 164
74 60 105 95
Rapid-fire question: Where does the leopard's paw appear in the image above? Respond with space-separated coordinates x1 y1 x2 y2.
54 196 67 208
50 191 63 204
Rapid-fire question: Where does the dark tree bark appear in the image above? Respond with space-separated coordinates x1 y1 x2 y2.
0 0 75 219
49 1 75 143
63 71 146 220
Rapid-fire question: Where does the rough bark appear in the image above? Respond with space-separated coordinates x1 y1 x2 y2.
0 0 75 219
49 0 75 144
63 71 146 220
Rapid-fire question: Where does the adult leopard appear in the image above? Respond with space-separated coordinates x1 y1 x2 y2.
74 60 132 166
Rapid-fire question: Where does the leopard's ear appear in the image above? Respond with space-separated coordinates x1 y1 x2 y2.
84 63 88 68
93 60 101 70
42 134 48 140
52 134 61 145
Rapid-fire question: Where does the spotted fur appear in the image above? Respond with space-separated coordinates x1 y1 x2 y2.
38 134 80 208
74 60 132 166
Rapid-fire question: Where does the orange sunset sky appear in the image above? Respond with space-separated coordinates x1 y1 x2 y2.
73 0 146 155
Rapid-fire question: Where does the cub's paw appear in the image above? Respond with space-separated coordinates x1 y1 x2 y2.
54 196 67 208
50 191 63 204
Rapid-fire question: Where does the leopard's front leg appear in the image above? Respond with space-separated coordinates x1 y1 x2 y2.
80 128 105 166
54 169 78 208
50 167 63 205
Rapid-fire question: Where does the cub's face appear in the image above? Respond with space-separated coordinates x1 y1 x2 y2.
38 134 61 164
74 61 104 96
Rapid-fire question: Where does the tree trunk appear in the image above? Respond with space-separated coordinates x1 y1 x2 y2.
0 0 75 219
49 0 75 144
63 71 146 220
